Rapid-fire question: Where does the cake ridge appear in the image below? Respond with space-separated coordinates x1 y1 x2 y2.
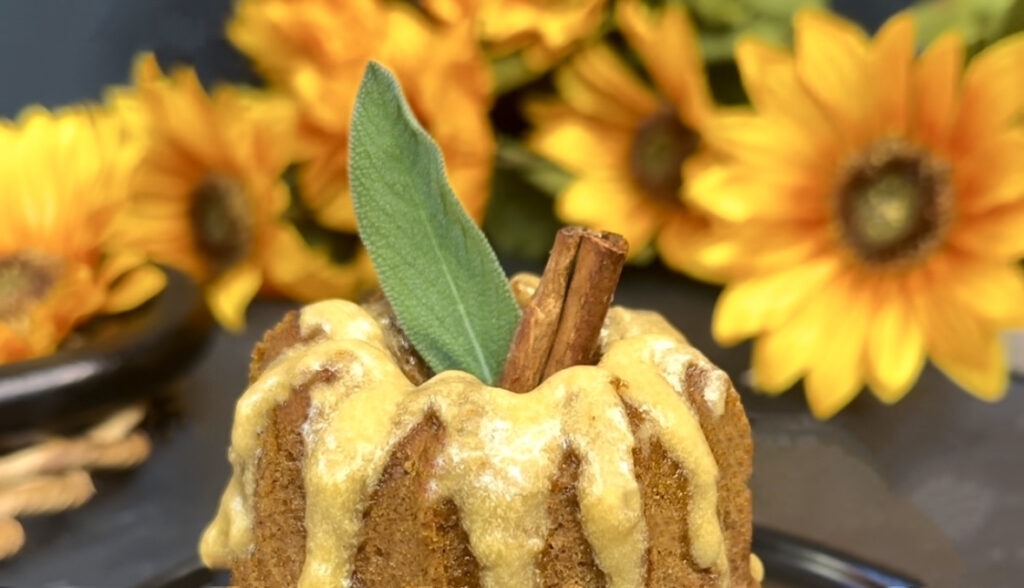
200 316 413 570
602 334 729 579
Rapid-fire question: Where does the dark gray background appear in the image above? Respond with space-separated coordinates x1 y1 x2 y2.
0 0 905 117
0 0 254 118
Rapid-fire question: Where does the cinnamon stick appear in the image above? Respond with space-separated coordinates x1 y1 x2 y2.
499 228 584 392
499 227 627 392
542 231 627 379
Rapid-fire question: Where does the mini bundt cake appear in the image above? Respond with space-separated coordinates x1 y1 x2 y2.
200 274 763 587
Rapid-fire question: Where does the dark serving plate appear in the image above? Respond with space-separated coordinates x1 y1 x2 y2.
753 527 922 587
140 526 923 588
0 266 213 438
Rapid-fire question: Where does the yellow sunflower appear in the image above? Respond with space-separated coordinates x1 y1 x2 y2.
527 0 724 279
117 54 373 331
0 106 165 363
694 10 1024 418
226 0 495 233
421 0 609 72
226 0 384 103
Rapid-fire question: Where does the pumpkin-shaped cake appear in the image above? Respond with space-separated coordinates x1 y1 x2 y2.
199 274 762 587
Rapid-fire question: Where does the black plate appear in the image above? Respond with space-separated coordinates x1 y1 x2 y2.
0 266 213 437
140 525 923 588
753 527 922 587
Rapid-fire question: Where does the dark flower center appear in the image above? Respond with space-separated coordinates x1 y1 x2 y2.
189 174 253 274
0 252 62 320
835 139 952 266
629 109 700 204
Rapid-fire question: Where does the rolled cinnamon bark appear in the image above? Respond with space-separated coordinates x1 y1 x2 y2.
499 227 627 392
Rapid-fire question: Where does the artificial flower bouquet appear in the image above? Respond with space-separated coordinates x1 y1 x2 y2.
2 0 1023 422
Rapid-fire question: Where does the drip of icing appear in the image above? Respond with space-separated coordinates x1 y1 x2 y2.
200 300 394 567
200 334 390 565
600 335 729 580
397 369 646 588
299 298 384 342
301 343 416 586
750 553 765 583
200 291 738 587
702 369 730 418
602 306 685 349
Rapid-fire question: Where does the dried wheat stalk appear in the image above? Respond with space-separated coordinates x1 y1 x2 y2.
0 470 96 518
0 517 24 560
0 403 152 560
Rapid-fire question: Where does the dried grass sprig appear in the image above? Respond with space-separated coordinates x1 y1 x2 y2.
0 403 152 560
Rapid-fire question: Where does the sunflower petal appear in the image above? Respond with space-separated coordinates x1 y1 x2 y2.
526 116 631 174
687 158 826 223
299 144 357 233
262 224 373 301
952 201 1024 259
942 254 1024 326
750 297 830 394
150 68 228 168
692 221 828 276
655 210 728 284
865 281 926 404
803 279 870 419
555 175 664 255
918 270 1009 401
206 262 263 331
793 9 871 147
955 130 1024 213
707 113 833 180
312 184 357 232
555 44 658 124
734 38 790 110
712 255 841 345
616 0 711 126
98 250 150 286
101 264 168 314
956 32 1024 143
131 52 163 84
734 38 832 143
926 313 1008 402
911 32 963 153
0 324 35 364
871 12 914 136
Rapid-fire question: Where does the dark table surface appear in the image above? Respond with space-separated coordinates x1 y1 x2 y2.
0 264 1020 588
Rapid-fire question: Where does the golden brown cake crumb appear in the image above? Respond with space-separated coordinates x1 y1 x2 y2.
538 451 606 587
249 310 323 383
353 412 480 587
627 402 716 586
233 386 311 587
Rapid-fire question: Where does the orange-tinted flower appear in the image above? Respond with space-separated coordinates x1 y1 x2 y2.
527 0 724 279
0 106 165 363
422 0 609 72
698 11 1024 417
227 0 495 234
117 55 372 330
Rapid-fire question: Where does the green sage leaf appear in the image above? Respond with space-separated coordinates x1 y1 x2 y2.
349 61 520 384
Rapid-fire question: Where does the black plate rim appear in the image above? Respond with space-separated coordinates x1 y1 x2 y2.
139 524 925 588
0 265 213 434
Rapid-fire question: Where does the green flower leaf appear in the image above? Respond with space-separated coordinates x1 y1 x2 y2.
349 61 520 384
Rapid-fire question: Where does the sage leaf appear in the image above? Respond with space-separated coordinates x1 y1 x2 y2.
349 62 520 384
